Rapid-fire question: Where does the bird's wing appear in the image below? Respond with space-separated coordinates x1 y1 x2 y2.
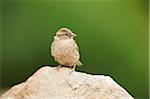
72 40 83 66
51 40 72 63
72 40 79 51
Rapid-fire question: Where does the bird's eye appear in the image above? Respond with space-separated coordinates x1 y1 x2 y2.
57 34 61 36
65 34 68 36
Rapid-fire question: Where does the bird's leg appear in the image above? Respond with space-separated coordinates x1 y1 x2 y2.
69 65 76 75
72 65 77 71
55 64 61 71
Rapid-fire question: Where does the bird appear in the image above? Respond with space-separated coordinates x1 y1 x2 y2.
51 28 82 71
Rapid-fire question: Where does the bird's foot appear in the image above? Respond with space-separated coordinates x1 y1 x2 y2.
69 65 76 75
55 65 61 71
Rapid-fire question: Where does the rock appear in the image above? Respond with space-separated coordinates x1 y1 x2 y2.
0 66 134 99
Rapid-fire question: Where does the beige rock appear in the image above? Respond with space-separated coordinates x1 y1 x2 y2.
0 66 134 99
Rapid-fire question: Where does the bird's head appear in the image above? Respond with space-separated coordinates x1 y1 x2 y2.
55 28 77 39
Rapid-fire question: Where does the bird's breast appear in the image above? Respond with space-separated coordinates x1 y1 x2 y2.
55 39 73 48
51 39 79 66
51 39 75 55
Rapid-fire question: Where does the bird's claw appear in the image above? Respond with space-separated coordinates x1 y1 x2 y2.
69 65 76 75
55 65 61 71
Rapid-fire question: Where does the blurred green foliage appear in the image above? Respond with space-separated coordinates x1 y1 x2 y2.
1 0 149 99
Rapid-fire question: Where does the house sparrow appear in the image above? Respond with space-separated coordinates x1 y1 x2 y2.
51 28 82 70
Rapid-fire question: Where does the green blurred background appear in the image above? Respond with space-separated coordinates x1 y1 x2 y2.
1 0 149 98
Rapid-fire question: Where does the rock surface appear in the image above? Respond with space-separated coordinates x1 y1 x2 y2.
0 66 134 99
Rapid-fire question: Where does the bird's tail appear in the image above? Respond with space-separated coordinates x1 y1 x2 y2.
77 61 83 66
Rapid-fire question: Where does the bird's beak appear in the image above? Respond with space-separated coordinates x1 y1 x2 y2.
72 33 77 37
